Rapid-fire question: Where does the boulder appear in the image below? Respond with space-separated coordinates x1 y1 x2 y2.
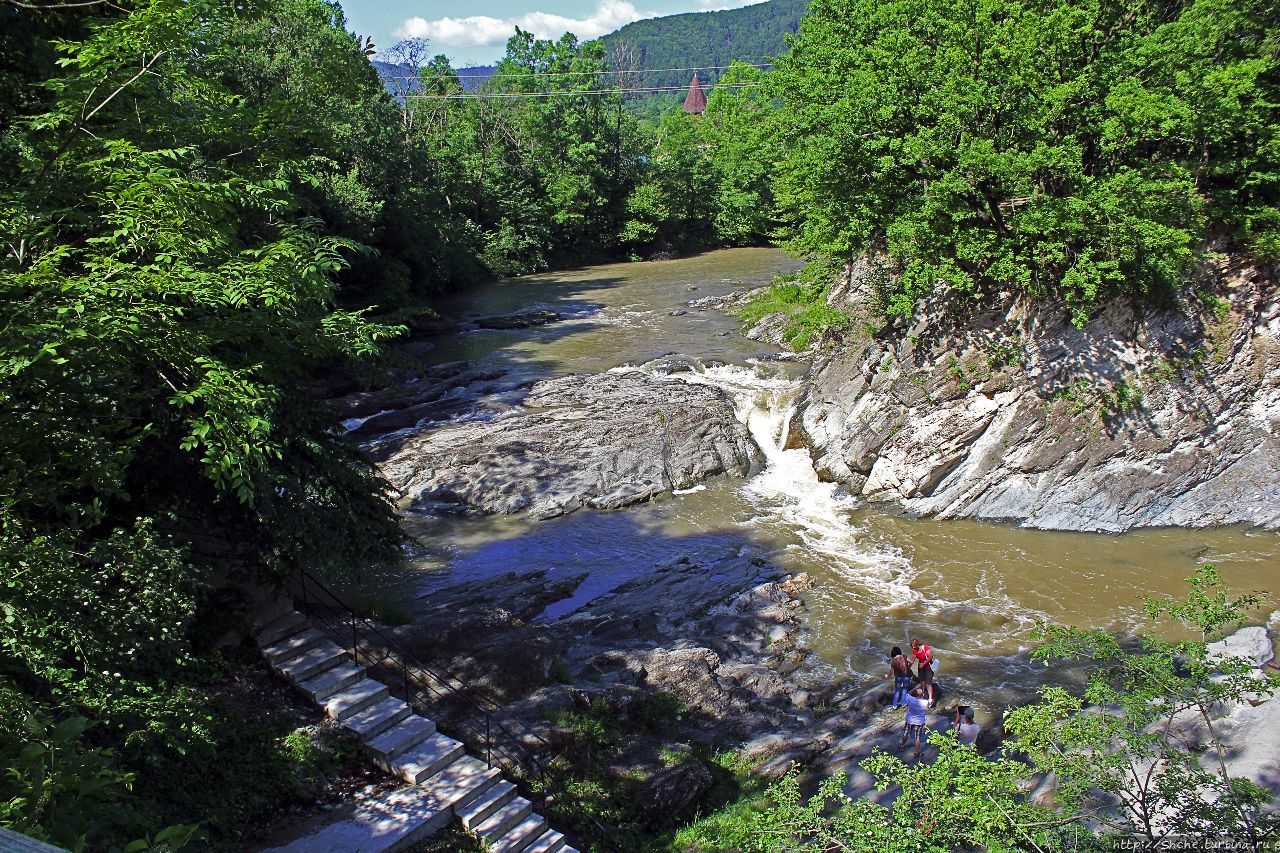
637 648 731 716
1207 625 1275 669
1207 693 1280 806
377 370 762 518
635 761 713 821
473 309 562 330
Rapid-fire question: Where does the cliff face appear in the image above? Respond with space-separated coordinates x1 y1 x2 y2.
785 255 1280 532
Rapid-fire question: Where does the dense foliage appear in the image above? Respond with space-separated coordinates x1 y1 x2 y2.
769 0 1280 326
0 0 415 846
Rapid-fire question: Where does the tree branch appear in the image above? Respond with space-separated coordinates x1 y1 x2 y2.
83 50 166 123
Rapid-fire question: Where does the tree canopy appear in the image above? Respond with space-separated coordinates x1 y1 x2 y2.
770 0 1280 325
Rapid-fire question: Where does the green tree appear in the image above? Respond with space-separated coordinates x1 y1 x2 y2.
701 63 778 245
1009 565 1279 846
770 0 1280 325
1 0 404 844
622 111 717 253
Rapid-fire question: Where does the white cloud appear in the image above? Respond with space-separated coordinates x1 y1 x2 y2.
695 0 768 10
396 0 654 50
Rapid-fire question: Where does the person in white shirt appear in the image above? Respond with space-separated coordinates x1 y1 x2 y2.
953 706 980 746
898 685 930 758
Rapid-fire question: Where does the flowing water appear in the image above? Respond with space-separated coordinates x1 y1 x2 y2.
381 248 1279 709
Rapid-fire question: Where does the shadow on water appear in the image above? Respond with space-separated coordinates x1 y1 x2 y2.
362 493 1104 718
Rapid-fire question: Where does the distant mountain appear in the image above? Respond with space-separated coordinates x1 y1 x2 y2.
369 0 805 104
371 60 495 95
602 0 806 91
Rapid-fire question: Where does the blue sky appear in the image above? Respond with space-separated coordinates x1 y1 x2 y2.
337 0 765 66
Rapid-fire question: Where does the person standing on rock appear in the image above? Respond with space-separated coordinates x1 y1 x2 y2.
887 646 913 708
910 638 936 706
899 685 930 759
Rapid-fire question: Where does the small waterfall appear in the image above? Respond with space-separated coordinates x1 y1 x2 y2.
632 357 924 607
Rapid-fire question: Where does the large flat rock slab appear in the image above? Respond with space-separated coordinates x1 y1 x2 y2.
377 370 762 518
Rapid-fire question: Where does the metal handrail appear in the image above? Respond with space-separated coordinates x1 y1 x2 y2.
293 567 610 840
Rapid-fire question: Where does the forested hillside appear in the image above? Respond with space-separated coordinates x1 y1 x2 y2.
602 0 806 90
372 59 495 93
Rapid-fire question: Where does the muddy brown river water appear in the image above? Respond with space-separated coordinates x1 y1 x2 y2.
368 248 1279 710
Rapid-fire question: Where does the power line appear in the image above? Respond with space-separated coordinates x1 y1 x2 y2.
381 62 772 81
403 83 762 100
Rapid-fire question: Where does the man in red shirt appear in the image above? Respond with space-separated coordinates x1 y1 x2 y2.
910 638 935 706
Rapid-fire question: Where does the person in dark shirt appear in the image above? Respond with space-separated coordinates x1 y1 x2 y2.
887 646 913 708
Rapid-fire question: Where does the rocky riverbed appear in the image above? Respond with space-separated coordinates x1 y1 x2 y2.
380 549 878 823
370 545 1280 826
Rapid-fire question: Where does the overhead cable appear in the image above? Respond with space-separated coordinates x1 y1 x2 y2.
403 83 762 100
381 62 772 81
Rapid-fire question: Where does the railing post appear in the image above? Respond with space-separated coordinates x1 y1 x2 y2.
402 658 409 703
486 714 491 766
350 608 358 664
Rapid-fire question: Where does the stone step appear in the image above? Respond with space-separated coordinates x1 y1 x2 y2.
418 754 500 813
524 828 567 853
256 610 308 647
342 696 412 741
323 679 389 722
252 596 295 633
389 732 465 784
457 779 517 830
258 784 450 852
366 715 436 763
262 627 327 667
276 640 346 683
475 796 533 843
297 661 365 702
489 813 547 853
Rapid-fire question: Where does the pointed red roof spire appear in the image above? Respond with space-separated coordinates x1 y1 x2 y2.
682 72 707 114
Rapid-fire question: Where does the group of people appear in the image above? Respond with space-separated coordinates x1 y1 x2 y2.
886 639 979 759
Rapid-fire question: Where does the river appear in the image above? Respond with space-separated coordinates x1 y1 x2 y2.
365 248 1279 710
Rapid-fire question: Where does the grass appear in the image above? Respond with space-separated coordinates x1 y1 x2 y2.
669 751 772 851
737 280 853 350
532 693 779 852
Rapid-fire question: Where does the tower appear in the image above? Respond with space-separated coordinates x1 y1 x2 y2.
682 72 707 114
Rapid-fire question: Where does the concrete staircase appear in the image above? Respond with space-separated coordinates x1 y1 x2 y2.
255 608 578 853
